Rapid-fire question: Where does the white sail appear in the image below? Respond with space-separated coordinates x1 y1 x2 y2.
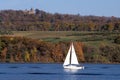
71 43 79 65
63 45 71 66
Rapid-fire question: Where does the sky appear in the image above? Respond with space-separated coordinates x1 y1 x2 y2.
0 0 120 17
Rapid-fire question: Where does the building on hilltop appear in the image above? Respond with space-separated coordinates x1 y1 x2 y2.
23 8 35 14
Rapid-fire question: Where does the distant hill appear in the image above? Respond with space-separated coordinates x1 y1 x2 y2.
0 9 120 31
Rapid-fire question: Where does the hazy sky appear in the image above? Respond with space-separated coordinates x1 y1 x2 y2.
0 0 120 17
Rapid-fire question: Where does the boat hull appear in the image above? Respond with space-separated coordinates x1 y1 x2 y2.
63 65 84 70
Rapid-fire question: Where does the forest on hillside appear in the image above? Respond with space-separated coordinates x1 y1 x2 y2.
0 9 120 31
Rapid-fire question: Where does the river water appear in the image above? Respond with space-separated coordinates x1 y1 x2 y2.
0 63 120 80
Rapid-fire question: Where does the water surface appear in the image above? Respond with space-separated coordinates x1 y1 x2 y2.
0 63 120 80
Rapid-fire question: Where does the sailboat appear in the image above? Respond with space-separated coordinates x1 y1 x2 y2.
63 42 84 69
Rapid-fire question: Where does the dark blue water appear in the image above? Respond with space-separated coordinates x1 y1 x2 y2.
0 63 120 80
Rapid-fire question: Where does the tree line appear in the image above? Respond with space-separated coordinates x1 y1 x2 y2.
0 9 120 31
0 36 120 63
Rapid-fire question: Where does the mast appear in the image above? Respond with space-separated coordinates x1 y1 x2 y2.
69 43 72 64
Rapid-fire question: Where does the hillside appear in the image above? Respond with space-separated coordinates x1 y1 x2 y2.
0 9 120 31
0 9 120 63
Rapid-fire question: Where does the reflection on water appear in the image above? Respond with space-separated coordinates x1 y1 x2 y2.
63 74 78 80
63 68 83 80
64 69 79 73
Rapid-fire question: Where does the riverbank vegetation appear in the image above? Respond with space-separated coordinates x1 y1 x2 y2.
0 31 120 63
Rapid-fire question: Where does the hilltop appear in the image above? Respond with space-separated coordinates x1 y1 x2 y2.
0 9 120 31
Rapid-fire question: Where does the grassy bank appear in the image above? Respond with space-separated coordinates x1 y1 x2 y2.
12 31 120 43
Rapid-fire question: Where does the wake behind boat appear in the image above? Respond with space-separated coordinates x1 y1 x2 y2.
63 42 84 69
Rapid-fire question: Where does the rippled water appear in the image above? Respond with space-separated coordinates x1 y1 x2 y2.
0 63 120 80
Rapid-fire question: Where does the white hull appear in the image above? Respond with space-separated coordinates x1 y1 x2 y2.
63 65 84 70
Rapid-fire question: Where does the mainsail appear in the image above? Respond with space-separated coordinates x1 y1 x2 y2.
71 43 79 64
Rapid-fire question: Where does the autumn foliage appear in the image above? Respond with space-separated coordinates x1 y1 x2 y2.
0 9 120 31
0 36 85 63
1 36 120 63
